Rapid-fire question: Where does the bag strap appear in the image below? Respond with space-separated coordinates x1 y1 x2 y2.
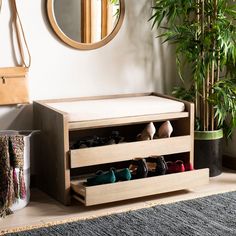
10 0 31 68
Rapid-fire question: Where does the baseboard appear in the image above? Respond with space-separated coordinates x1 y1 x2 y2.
223 155 236 170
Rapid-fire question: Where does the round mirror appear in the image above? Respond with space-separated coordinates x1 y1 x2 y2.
47 0 125 50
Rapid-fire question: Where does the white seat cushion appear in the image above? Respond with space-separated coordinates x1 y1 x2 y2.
47 96 185 122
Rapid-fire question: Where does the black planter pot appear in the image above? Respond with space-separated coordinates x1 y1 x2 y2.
194 129 223 177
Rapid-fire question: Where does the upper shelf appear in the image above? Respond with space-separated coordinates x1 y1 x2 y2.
68 112 189 130
35 93 190 130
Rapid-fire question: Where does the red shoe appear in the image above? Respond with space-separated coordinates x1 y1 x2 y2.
166 160 185 174
184 162 194 171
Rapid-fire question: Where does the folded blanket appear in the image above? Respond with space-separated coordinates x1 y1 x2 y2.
0 135 25 218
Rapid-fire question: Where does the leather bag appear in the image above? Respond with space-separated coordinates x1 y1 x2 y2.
0 0 31 105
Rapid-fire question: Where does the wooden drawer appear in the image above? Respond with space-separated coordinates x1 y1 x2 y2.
70 136 192 168
71 169 209 206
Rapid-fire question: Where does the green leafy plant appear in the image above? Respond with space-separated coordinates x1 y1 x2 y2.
150 0 236 138
109 0 119 4
109 0 120 18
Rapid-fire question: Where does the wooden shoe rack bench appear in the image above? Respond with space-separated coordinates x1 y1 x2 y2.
33 93 209 206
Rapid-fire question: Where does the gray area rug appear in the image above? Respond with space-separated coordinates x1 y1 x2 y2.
5 191 236 236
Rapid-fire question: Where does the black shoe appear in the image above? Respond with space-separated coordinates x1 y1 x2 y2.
106 131 125 145
155 156 168 175
146 156 167 176
71 135 106 149
70 140 88 149
129 158 148 179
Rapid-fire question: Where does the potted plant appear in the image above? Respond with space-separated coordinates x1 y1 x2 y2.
150 0 236 176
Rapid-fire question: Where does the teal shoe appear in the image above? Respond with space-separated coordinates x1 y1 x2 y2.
111 168 132 181
87 169 116 186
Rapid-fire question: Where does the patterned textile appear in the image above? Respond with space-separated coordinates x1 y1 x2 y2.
0 135 25 218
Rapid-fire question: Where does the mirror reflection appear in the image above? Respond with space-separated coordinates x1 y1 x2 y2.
53 0 120 44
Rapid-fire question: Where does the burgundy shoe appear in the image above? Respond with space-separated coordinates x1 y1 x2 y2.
166 160 185 174
184 162 194 171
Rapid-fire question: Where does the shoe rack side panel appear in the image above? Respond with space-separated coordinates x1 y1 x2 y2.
33 101 71 205
152 92 194 166
173 101 194 167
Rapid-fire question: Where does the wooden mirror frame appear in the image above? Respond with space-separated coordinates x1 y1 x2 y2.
47 0 125 50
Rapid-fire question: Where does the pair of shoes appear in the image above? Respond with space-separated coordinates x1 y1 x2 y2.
129 158 148 179
166 160 194 174
146 156 168 176
86 168 131 186
137 121 173 141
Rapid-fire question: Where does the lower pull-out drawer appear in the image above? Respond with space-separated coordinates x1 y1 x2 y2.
71 169 209 206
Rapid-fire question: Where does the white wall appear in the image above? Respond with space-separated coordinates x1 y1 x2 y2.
0 0 235 157
0 0 177 129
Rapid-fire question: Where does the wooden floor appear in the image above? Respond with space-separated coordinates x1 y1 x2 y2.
1 169 236 234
